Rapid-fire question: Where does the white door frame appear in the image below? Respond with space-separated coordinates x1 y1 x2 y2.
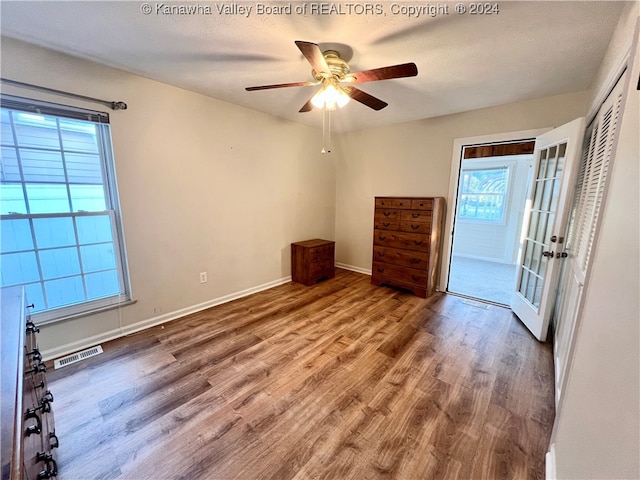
440 128 550 293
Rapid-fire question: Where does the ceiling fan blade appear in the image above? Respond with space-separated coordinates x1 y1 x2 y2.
342 86 388 111
299 97 315 113
348 63 418 84
295 40 330 75
245 81 317 91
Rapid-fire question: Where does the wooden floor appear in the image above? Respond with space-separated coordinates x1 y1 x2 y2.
47 269 555 480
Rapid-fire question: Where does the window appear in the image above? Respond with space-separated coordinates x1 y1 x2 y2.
458 167 509 222
1 95 130 322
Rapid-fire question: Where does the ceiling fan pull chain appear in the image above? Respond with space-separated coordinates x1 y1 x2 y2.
322 107 332 154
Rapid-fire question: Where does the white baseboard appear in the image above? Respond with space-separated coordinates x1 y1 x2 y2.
546 443 556 480
41 275 292 361
452 253 512 264
336 262 372 276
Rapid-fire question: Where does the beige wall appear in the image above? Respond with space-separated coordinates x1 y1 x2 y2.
333 90 589 275
551 3 640 478
1 37 336 357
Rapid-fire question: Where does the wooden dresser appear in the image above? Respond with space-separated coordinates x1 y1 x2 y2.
1 287 58 480
371 197 445 298
291 239 335 286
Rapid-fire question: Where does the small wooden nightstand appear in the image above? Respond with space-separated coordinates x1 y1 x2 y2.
291 239 335 286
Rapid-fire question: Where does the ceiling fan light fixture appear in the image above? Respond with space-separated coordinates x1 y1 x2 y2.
246 40 418 116
311 81 350 110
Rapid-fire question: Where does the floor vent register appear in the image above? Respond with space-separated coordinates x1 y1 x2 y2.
54 345 104 369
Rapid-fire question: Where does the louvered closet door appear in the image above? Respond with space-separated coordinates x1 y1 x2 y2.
553 71 627 407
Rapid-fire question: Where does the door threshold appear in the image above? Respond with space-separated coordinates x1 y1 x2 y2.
446 291 510 309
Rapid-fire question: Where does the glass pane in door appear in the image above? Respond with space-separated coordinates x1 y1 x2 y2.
517 141 568 308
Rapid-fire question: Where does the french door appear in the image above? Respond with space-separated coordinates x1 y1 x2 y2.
510 118 585 341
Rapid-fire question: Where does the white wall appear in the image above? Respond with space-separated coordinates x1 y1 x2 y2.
334 91 589 276
1 37 336 358
551 4 640 478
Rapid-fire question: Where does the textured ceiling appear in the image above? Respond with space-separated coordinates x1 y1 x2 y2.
0 1 625 132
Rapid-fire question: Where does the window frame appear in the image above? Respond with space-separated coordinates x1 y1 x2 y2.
1 95 131 324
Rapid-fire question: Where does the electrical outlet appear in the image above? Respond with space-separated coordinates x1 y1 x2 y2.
199 272 208 284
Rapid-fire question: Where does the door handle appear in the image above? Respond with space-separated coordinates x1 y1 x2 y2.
543 251 568 259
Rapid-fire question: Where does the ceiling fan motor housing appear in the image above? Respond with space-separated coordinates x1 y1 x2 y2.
312 50 350 81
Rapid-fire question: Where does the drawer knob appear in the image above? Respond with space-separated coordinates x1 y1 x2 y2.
379 236 387 241
414 240 423 245
412 275 421 281
36 454 57 479
26 362 47 375
383 222 390 227
49 431 59 449
377 268 385 273
411 224 420 230
412 213 420 218
26 321 39 334
377 252 385 257
383 211 392 217
24 409 41 436
29 348 42 362
410 258 420 264
42 390 54 404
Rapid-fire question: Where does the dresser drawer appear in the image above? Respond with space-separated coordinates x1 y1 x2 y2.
399 210 432 233
373 246 429 269
309 262 333 277
372 262 427 287
400 210 432 223
309 245 334 262
375 198 412 209
374 210 400 230
373 230 430 252
374 219 399 231
375 209 400 222
411 199 434 210
399 222 431 234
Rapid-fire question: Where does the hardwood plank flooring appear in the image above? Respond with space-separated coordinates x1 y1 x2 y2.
46 269 554 480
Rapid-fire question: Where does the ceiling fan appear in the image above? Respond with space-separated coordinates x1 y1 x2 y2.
245 40 418 112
